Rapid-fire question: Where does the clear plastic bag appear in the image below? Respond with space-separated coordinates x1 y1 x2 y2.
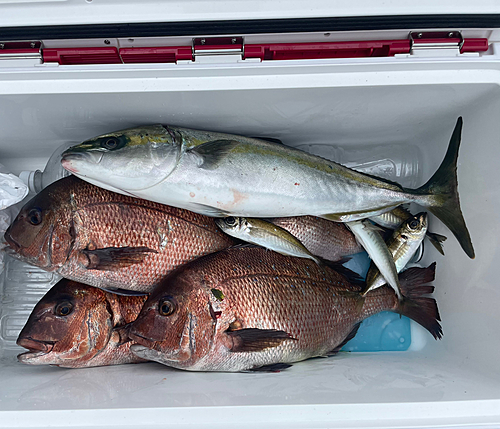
0 164 28 211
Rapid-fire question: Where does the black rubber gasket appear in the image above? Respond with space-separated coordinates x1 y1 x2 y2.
0 14 499 41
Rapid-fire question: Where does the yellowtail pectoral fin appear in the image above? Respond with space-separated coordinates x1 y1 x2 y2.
189 203 229 217
188 139 241 170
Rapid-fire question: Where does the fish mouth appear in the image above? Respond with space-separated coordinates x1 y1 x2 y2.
17 337 54 362
4 231 37 264
61 151 104 173
129 344 159 361
3 243 36 265
417 212 428 226
3 243 20 258
3 230 21 252
130 344 148 354
129 331 156 349
3 231 54 269
3 244 52 269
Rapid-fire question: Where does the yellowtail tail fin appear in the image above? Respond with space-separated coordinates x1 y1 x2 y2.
414 117 474 258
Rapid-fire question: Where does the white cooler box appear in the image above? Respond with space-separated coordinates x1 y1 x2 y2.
0 1 499 428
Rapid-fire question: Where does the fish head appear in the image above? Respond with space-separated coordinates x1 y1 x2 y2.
129 268 215 366
61 125 182 192
17 279 114 366
400 212 428 242
4 180 74 270
214 216 248 235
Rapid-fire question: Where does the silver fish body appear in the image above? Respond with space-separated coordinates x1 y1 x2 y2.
61 119 474 259
215 217 320 264
365 213 428 293
347 219 402 300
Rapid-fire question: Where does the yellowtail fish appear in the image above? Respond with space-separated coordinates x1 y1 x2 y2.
61 118 474 259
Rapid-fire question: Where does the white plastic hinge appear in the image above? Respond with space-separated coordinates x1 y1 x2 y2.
0 41 42 66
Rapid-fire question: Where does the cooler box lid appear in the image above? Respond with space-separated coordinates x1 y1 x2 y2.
0 0 500 29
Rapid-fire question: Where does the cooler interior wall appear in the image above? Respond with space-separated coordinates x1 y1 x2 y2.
0 64 499 422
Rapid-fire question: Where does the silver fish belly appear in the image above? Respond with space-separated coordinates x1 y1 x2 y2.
346 219 402 300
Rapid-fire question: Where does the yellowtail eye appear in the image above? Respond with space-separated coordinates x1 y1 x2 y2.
158 298 175 316
55 301 73 317
102 137 119 150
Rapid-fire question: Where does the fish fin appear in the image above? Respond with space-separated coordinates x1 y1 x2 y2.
248 363 292 372
226 328 297 352
228 243 260 250
364 261 436 295
189 203 229 217
399 262 437 288
414 117 474 258
396 262 442 340
336 290 366 312
189 139 241 170
250 137 283 145
100 286 150 296
366 220 393 239
321 258 363 285
426 231 447 256
326 322 362 356
368 222 394 241
320 205 399 222
320 213 348 222
81 246 158 271
273 249 321 265
363 222 385 233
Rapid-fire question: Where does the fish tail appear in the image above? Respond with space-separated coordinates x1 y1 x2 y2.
397 262 442 340
413 117 474 258
426 231 447 256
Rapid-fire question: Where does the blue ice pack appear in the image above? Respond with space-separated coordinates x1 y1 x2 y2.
341 252 412 352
